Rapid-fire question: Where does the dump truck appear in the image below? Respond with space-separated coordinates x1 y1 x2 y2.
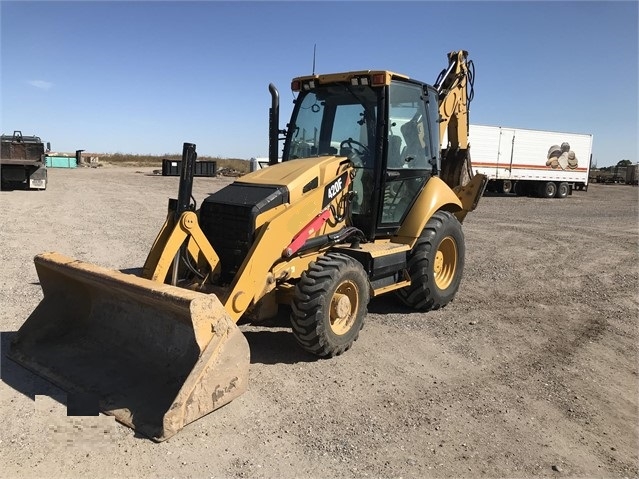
9 50 486 441
0 131 49 190
465 125 593 197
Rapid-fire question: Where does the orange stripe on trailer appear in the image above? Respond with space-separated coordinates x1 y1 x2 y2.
472 162 588 172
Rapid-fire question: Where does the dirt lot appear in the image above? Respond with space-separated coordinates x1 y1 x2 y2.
1 167 637 478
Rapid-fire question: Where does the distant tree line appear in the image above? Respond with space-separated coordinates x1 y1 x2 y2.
599 159 632 172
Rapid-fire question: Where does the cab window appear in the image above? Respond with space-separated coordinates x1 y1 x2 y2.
380 82 432 226
387 82 431 170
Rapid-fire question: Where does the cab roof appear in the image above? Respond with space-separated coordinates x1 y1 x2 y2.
292 70 416 87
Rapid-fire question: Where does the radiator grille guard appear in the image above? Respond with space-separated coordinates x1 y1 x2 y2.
200 183 288 283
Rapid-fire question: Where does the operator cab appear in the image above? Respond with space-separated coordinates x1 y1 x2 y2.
283 71 441 240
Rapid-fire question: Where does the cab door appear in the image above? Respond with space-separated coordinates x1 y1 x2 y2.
378 82 434 231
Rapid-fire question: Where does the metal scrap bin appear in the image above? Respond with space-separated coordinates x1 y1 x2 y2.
162 159 216 177
45 156 77 168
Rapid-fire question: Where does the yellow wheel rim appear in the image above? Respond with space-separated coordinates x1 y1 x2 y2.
433 236 457 290
329 280 359 335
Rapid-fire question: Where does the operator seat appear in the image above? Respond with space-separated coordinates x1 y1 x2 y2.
387 134 403 168
400 116 428 168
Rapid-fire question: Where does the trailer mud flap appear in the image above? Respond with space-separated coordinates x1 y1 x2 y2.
7 252 250 441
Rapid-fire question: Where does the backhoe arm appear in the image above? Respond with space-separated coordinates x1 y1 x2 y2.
435 50 471 151
434 50 486 220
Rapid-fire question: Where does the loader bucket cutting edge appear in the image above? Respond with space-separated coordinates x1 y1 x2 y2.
7 252 250 441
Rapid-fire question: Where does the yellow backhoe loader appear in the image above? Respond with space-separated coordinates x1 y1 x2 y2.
8 50 486 441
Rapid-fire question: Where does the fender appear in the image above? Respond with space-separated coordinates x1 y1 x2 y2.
392 176 462 248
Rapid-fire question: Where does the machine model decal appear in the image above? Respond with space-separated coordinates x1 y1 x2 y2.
322 171 348 208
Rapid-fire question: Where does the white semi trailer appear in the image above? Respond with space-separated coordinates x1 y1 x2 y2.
468 125 593 198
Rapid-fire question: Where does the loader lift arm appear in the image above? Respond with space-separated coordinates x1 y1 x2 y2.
142 143 221 285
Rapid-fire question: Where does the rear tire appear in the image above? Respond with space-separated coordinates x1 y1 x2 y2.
396 210 465 311
290 253 370 357
556 182 569 198
539 181 557 198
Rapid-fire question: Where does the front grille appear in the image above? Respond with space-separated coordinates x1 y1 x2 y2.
200 183 288 283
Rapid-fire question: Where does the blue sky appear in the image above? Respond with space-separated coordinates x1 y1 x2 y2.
1 1 637 166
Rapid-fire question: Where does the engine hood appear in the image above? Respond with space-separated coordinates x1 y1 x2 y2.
235 156 350 203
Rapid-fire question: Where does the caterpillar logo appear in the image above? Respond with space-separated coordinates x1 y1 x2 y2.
322 172 348 208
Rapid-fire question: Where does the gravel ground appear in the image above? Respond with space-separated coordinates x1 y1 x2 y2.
1 166 637 478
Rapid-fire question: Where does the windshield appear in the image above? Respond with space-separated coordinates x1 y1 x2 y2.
285 84 378 164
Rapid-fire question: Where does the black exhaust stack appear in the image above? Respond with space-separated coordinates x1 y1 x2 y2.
268 83 280 166
176 142 197 219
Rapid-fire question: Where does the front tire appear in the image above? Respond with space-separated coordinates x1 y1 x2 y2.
396 210 465 311
290 253 370 357
500 180 513 194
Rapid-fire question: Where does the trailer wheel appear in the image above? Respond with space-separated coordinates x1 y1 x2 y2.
396 211 465 311
556 182 569 198
290 252 369 357
539 181 557 198
500 180 513 194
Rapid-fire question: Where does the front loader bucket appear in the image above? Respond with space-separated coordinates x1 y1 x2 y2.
8 252 250 441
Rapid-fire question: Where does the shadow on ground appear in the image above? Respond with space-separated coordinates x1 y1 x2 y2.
1 331 67 405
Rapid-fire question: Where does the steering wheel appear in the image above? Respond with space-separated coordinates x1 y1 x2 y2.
340 138 370 158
